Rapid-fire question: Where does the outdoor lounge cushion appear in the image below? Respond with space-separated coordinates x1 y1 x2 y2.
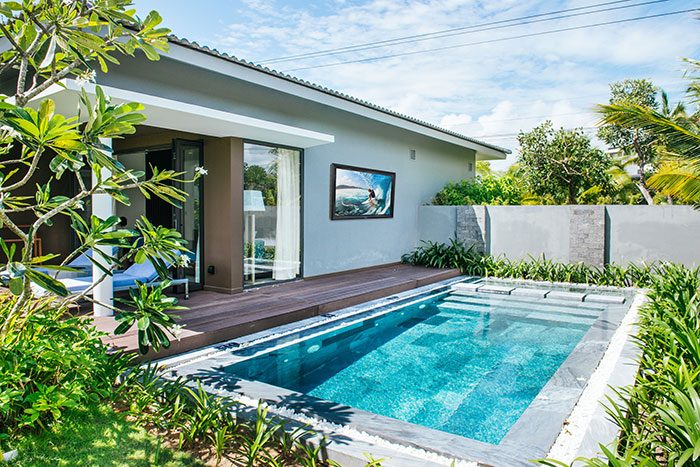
33 248 116 277
69 259 159 292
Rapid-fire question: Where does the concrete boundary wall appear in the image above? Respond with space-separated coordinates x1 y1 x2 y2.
417 205 700 267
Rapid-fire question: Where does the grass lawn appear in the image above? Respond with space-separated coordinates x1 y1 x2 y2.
7 402 205 467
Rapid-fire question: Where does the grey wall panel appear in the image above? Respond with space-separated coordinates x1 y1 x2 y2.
606 205 700 267
487 206 571 262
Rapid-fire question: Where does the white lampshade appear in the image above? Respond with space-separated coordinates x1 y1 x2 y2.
244 190 266 212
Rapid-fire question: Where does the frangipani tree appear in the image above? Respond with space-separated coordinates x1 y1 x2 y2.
0 0 195 353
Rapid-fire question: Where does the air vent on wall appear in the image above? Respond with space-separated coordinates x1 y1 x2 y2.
409 149 416 160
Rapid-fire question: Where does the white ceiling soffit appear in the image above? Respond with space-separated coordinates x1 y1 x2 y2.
29 80 335 149
476 148 509 161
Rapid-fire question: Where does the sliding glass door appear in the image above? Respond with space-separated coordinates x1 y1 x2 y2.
243 143 302 287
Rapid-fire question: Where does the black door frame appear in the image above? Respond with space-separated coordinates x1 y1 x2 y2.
172 138 205 292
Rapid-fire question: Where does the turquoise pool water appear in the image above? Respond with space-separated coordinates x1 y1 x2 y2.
224 291 601 444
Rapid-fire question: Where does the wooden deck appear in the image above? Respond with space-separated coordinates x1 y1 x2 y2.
93 264 461 360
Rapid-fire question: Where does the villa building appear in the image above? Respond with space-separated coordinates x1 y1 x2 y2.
17 35 509 302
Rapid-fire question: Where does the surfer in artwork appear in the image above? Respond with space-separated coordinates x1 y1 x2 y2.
367 188 377 207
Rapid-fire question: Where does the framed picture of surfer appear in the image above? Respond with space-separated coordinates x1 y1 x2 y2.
330 164 395 220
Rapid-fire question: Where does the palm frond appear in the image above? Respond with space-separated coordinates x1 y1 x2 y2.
597 103 700 158
648 162 700 206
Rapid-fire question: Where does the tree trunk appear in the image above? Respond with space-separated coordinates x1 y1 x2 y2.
636 182 655 205
633 133 654 205
568 182 577 205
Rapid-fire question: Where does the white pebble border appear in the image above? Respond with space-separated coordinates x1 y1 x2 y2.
546 292 645 462
228 391 477 467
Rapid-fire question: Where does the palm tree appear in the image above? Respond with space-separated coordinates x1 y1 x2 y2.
597 59 700 206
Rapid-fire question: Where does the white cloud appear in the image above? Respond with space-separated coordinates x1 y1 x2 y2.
210 0 699 167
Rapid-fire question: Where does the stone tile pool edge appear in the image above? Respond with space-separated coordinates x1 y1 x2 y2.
161 277 638 467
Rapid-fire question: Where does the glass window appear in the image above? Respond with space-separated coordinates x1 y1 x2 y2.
243 143 302 287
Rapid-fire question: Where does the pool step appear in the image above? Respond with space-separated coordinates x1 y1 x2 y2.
442 295 601 319
447 290 605 314
451 282 625 305
437 301 597 327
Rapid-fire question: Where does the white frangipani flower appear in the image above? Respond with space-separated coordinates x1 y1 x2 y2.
76 69 97 85
179 254 191 268
194 166 208 176
0 125 20 139
172 324 183 341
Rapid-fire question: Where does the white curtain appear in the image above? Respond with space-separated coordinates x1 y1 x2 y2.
273 149 300 280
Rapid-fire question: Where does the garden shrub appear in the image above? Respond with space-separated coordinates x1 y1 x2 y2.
432 174 523 205
402 239 659 287
0 294 130 435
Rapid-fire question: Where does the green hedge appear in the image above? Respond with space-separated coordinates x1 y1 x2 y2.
401 238 659 287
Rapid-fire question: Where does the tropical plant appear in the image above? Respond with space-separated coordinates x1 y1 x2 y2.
0 0 199 352
237 400 284 466
597 79 661 204
114 279 186 354
402 239 662 287
0 294 131 434
432 173 523 205
598 60 700 206
517 121 612 204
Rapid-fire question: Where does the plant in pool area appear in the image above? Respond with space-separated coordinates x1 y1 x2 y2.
208 424 235 466
237 400 285 466
114 279 187 354
401 238 661 287
401 238 482 271
361 453 390 466
293 437 341 467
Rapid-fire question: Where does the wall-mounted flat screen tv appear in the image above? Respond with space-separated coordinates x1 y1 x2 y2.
330 164 395 220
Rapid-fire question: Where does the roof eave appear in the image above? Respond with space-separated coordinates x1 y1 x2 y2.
163 36 511 157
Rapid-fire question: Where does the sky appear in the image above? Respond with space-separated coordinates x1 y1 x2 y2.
135 0 700 169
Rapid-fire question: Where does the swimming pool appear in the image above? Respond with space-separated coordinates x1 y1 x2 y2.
168 277 635 466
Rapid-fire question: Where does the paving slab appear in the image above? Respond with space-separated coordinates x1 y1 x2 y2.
511 287 549 298
451 282 482 293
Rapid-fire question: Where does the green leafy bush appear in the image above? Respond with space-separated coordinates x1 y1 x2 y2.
119 364 343 467
402 239 659 287
432 174 523 205
0 294 131 435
